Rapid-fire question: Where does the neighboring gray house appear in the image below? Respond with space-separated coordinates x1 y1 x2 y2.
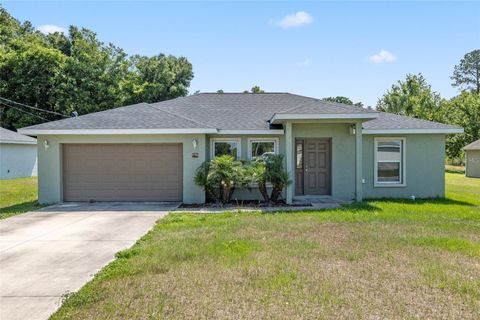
464 139 480 178
18 93 463 204
0 127 38 179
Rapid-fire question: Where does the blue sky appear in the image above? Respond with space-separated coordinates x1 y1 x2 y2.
3 1 480 107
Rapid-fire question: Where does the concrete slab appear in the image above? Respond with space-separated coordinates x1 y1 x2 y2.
1 297 61 320
0 202 177 320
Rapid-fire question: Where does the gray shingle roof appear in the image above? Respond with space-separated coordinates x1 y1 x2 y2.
363 112 461 130
19 93 461 132
0 127 37 143
463 139 480 151
21 103 212 130
150 93 375 129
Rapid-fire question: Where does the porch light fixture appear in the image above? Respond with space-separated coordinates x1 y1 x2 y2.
192 138 198 150
43 140 49 150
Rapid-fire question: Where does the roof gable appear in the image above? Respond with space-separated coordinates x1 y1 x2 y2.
464 139 480 151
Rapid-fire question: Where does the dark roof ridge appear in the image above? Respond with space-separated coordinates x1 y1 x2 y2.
146 103 215 129
281 96 375 114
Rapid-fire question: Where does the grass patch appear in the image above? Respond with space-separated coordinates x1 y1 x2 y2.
51 172 480 319
0 177 42 219
421 263 480 302
407 236 480 257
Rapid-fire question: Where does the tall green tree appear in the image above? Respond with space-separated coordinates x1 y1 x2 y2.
0 6 194 130
54 27 130 115
0 42 67 129
124 54 193 104
441 92 480 159
451 49 480 94
322 96 364 107
376 73 443 121
250 85 265 93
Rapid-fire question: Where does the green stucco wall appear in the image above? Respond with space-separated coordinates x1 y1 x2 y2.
36 134 207 204
465 150 480 178
362 134 446 199
35 130 449 205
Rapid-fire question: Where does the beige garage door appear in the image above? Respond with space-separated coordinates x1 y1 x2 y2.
63 144 183 202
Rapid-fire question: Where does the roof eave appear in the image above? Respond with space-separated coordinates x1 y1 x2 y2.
216 129 284 135
270 113 379 124
362 128 464 135
18 128 219 136
0 139 37 145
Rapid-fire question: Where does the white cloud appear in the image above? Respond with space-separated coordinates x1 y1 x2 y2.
369 49 397 63
276 11 313 29
36 25 67 35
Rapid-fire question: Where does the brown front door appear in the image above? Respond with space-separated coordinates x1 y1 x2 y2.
304 139 331 195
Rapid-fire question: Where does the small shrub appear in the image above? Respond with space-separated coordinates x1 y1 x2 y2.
264 154 291 202
194 161 216 200
248 154 291 203
194 155 249 203
194 154 291 204
248 159 269 202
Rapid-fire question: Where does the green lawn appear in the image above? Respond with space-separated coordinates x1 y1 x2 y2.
0 177 41 219
51 173 480 319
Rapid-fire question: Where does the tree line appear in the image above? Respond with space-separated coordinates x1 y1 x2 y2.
1 7 477 161
376 49 479 161
0 6 193 130
320 50 480 161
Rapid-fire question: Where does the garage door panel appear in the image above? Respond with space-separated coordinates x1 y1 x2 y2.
63 144 183 202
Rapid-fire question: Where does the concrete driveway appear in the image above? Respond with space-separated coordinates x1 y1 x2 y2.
0 202 178 320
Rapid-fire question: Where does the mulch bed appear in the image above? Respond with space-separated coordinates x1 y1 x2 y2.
179 200 311 209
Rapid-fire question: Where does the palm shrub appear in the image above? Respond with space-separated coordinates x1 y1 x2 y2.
248 159 269 202
193 161 217 200
264 154 291 202
194 155 248 203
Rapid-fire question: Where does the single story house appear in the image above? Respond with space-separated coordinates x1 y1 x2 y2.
464 139 480 178
0 127 38 179
18 93 463 204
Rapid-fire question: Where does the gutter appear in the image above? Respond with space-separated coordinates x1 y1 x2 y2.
18 128 219 136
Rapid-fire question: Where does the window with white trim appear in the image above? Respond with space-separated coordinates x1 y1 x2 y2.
248 138 279 160
374 138 406 186
211 138 241 160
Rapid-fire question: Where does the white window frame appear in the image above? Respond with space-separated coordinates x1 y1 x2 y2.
374 137 406 187
210 138 241 159
247 138 279 160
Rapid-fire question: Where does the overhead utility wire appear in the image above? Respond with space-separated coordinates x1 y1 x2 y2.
0 102 49 121
0 96 69 118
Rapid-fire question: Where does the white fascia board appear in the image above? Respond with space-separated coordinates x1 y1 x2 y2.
216 129 284 135
17 128 219 135
363 128 464 135
0 140 37 145
270 113 379 123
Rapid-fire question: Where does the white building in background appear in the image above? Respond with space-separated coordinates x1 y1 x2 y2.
0 127 37 179
464 139 480 178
